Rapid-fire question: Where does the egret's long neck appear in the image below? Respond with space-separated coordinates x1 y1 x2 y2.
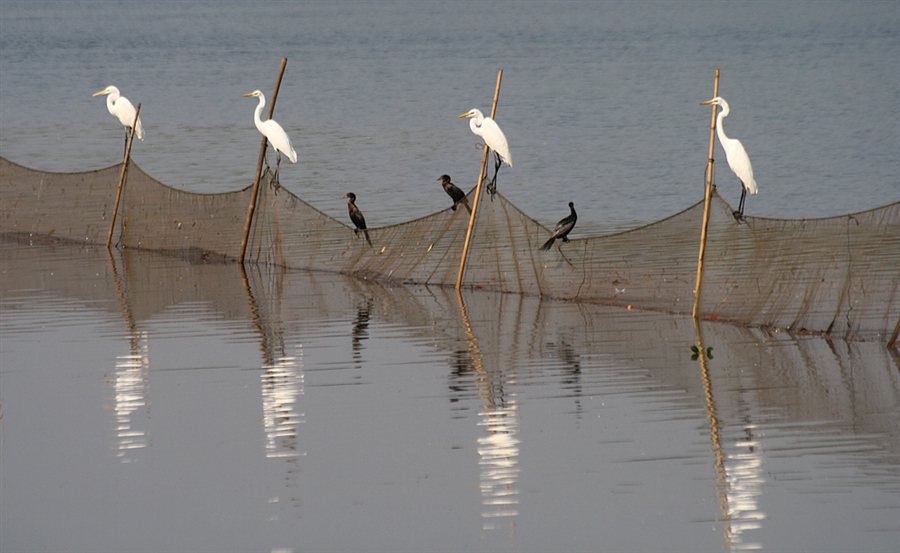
106 94 117 114
469 112 484 133
715 109 729 144
253 96 267 133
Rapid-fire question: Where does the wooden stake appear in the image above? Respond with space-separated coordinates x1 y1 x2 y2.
456 70 503 290
106 103 141 249
240 57 288 264
888 315 900 349
693 68 719 318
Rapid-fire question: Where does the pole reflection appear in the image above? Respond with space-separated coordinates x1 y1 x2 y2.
694 317 766 551
456 290 521 533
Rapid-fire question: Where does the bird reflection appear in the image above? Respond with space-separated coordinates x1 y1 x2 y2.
450 290 520 534
548 338 584 417
352 298 372 368
260 345 305 460
109 331 150 462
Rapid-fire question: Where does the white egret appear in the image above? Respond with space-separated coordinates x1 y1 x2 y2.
345 193 372 247
458 108 512 196
93 85 144 154
540 202 577 251
244 90 297 184
701 96 758 218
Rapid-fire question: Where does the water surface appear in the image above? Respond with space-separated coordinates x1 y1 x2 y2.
1 240 898 552
1 2 899 552
1 1 898 234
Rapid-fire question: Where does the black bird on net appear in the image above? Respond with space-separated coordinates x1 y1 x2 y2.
438 175 472 214
540 202 577 251
345 193 372 247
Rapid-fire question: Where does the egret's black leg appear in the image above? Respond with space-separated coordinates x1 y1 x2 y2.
487 151 501 199
734 184 748 220
272 151 282 193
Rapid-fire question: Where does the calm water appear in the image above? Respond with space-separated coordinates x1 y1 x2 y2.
1 1 899 232
1 239 898 553
1 2 899 552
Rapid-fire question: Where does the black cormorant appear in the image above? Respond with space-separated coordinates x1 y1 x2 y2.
345 193 372 247
540 202 577 251
438 175 472 214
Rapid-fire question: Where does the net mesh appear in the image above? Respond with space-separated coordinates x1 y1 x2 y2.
2 156 898 340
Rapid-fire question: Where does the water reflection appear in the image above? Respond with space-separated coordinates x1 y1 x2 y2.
109 330 150 462
695 318 767 550
477 399 521 529
724 421 766 550
2 240 898 552
456 290 522 531
351 298 372 367
261 346 305 460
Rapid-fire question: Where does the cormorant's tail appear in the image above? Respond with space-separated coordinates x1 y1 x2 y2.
459 197 472 214
363 229 372 247
539 237 555 251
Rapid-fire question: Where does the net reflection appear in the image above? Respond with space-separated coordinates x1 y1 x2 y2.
4 240 895 550
109 331 150 461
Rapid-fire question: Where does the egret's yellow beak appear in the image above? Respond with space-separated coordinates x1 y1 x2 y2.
92 89 107 97
700 99 714 105
458 112 471 118
243 93 254 97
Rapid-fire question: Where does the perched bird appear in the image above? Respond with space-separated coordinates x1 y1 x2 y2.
438 174 472 214
93 85 144 154
540 202 577 251
244 90 297 184
701 96 758 218
345 193 372 247
458 108 512 196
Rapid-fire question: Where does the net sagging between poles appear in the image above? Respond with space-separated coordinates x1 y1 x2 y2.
2 156 898 340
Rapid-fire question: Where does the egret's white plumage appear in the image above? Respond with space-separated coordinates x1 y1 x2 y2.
458 109 512 167
701 96 757 216
93 85 144 140
244 90 297 180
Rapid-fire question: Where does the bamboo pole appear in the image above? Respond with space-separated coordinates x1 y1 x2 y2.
106 103 141 249
240 57 288 264
888 316 900 349
693 68 720 318
456 69 503 290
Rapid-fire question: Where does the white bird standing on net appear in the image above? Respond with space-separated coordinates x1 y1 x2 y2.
458 108 512 197
244 90 297 185
93 85 144 155
701 96 758 219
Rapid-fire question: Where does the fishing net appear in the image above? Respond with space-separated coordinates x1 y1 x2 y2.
2 156 898 340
